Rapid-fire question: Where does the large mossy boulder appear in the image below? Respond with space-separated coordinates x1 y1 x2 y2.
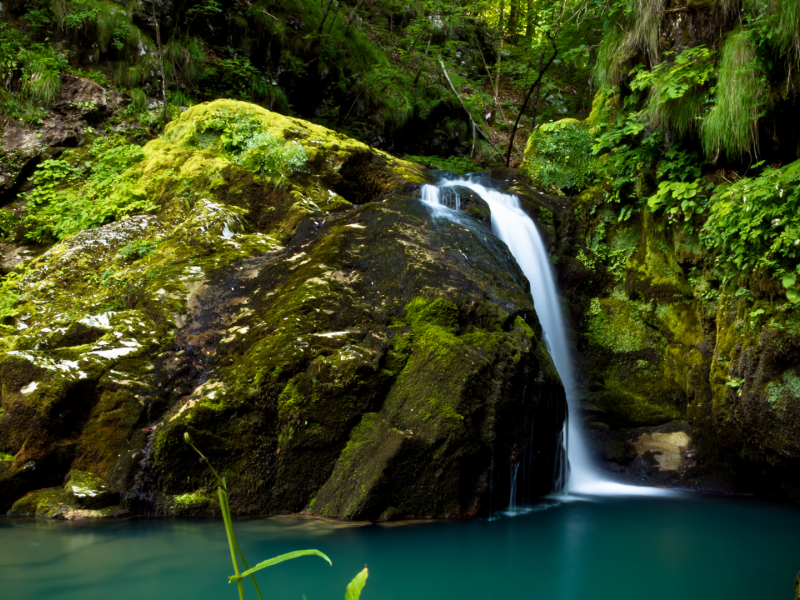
0 101 565 518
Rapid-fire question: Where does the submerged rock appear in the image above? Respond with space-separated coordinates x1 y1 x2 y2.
0 101 566 519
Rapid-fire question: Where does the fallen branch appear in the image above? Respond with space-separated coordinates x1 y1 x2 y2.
439 59 496 149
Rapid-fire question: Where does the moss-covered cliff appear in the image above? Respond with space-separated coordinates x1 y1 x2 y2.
520 118 800 500
0 100 565 519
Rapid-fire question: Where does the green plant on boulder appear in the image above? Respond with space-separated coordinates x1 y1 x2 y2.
118 240 160 261
523 119 595 195
194 107 309 181
23 143 154 242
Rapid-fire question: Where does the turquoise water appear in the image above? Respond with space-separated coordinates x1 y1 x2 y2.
1 494 799 600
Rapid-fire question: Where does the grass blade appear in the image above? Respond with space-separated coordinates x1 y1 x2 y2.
229 550 332 582
345 567 368 600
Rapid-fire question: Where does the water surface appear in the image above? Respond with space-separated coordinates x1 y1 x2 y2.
2 494 798 600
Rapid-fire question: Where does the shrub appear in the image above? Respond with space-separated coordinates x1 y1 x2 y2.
23 142 153 242
524 119 595 195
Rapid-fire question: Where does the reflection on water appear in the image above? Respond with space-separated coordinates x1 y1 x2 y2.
1 495 799 600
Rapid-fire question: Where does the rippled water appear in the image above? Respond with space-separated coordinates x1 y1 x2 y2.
2 494 799 600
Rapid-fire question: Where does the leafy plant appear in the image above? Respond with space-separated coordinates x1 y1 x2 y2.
781 265 800 304
23 142 154 242
0 289 19 323
195 109 308 180
726 377 744 390
647 178 712 224
701 159 800 282
183 433 368 600
526 120 595 195
118 240 159 261
630 45 715 137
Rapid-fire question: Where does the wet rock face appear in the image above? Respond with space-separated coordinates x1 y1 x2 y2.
0 101 565 518
435 186 491 224
554 186 800 499
149 197 563 519
0 74 118 205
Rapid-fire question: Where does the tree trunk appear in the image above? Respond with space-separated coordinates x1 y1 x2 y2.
506 0 520 43
325 4 341 36
318 0 336 34
344 0 366 34
529 51 545 135
413 34 433 87
494 0 505 103
505 35 558 167
525 0 534 39
151 0 168 125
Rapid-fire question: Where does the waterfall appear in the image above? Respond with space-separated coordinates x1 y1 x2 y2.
421 178 668 497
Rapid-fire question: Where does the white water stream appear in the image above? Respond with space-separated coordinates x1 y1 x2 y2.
422 179 667 497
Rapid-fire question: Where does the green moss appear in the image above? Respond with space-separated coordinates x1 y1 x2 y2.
625 211 692 300
586 294 662 354
63 469 119 508
9 487 65 517
312 412 406 519
405 297 459 333
278 380 304 416
513 315 536 339
598 372 681 426
172 490 215 509
765 370 800 412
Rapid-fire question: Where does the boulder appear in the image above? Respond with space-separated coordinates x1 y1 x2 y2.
0 101 565 519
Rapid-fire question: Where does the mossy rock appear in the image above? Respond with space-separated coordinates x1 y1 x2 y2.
163 99 427 206
147 195 564 519
565 188 800 497
579 289 710 428
64 469 119 509
0 105 567 518
625 211 693 301
8 487 65 517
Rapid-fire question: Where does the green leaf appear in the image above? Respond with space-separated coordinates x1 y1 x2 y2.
782 273 797 289
228 550 332 582
345 567 369 600
647 195 662 211
787 288 800 303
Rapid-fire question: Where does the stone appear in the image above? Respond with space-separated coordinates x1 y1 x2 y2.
64 470 119 509
0 101 566 520
636 432 691 471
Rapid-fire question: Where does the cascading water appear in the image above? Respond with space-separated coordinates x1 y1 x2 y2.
421 177 667 497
